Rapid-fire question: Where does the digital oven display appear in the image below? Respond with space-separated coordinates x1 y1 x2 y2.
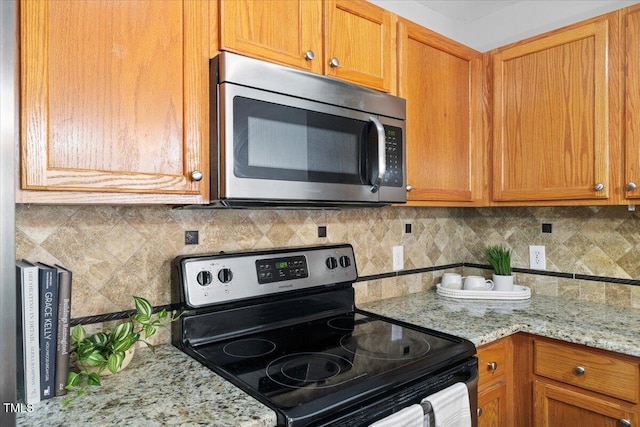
256 255 308 284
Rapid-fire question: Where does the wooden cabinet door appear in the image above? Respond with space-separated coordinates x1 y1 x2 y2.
398 20 484 204
20 0 209 203
219 0 323 74
478 381 508 427
324 0 393 92
625 5 640 201
492 15 616 202
534 380 637 427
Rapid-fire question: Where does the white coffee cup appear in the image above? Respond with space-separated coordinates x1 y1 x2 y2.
463 276 494 291
441 273 463 290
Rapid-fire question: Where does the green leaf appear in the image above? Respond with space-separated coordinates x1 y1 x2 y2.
87 373 101 386
133 296 152 318
89 332 109 348
70 325 86 344
76 342 96 360
156 308 167 319
67 371 80 387
109 322 133 343
143 323 156 338
111 336 133 353
85 350 107 367
107 352 125 374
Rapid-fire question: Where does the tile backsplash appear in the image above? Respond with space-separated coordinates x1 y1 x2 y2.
15 204 640 320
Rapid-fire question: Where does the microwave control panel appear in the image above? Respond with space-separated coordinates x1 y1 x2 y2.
383 126 403 187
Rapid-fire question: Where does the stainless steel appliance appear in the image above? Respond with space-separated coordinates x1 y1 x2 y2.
207 52 407 208
171 244 477 426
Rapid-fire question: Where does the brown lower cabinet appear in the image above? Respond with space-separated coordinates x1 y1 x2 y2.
534 380 638 427
478 334 640 427
478 381 508 426
477 338 512 426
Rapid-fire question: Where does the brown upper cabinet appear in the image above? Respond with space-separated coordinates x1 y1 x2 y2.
19 0 210 204
624 5 640 203
398 20 485 205
491 12 621 204
219 0 394 93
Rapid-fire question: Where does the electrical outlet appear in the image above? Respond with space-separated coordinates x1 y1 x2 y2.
529 245 546 270
392 246 404 271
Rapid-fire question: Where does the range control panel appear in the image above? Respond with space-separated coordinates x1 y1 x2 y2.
176 244 358 308
257 255 308 284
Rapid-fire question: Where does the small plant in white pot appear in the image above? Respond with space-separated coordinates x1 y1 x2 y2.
484 245 514 291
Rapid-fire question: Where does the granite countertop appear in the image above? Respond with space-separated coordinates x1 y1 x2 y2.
16 292 640 427
360 292 640 357
16 345 277 427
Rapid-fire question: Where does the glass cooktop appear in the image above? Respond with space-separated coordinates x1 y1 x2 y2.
191 311 469 412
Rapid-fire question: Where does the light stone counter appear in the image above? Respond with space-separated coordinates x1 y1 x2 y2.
16 345 277 427
360 292 640 357
16 292 640 427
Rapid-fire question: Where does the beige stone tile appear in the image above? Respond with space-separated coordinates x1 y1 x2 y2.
70 276 120 318
98 219 145 263
15 229 37 259
604 283 632 307
16 204 71 244
41 224 122 287
631 286 640 309
556 278 579 300
579 280 606 303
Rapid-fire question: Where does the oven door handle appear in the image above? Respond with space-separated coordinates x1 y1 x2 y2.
369 116 386 193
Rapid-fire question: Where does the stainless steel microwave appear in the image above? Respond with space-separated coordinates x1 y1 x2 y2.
209 52 406 208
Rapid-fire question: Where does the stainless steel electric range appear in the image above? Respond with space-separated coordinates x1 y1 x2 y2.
171 244 477 427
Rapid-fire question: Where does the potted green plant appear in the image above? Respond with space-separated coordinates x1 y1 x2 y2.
64 296 183 406
484 244 514 291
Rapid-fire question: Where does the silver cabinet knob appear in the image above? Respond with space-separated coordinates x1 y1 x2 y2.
574 366 585 376
304 50 315 61
329 57 340 68
620 419 631 427
191 170 203 182
594 182 604 192
477 407 483 417
627 182 637 191
406 185 412 192
487 361 498 371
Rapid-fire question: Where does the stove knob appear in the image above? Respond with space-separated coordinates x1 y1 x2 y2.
326 256 338 270
217 268 233 283
196 270 213 286
339 255 351 268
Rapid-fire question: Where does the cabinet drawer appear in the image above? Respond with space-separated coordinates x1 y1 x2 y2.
478 339 507 388
534 340 640 403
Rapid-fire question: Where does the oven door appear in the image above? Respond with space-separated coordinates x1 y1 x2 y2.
216 82 405 204
309 357 478 427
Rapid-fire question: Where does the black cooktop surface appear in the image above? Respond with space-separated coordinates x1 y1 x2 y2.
191 310 472 413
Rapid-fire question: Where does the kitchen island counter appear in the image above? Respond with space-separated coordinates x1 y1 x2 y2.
16 292 640 426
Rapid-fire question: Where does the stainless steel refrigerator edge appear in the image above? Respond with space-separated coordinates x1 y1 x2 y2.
1 0 17 425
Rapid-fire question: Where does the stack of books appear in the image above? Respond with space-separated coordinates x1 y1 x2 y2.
15 260 72 405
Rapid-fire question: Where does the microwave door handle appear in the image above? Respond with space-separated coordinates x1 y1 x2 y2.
369 116 386 193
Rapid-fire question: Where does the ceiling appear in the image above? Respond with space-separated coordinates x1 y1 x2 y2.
416 0 520 23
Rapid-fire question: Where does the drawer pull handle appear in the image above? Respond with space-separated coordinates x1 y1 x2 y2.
574 366 585 376
477 407 483 417
620 420 631 427
487 362 498 371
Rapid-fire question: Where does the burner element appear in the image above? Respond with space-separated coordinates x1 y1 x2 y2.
340 327 432 360
266 352 360 389
223 338 277 358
